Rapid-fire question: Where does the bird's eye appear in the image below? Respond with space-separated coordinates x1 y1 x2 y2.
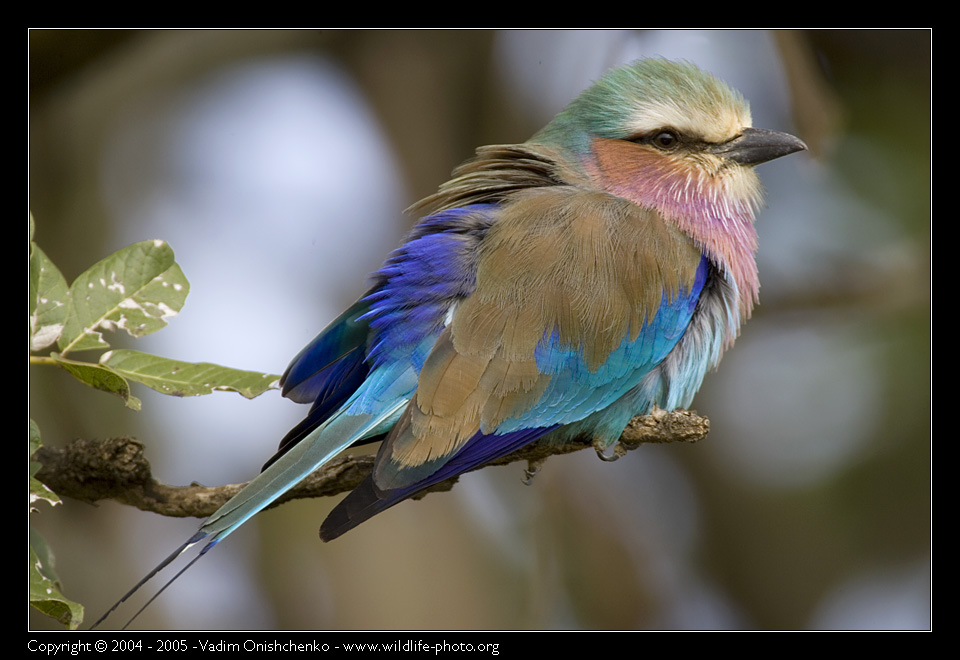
652 130 680 150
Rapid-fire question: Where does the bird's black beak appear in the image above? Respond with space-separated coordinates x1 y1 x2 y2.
712 127 807 165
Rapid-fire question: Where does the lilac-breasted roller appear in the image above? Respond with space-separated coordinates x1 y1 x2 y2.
93 58 805 627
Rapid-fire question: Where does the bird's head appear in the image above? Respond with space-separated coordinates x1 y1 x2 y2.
531 58 806 216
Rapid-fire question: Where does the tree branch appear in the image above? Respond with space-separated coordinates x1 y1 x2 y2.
33 408 709 519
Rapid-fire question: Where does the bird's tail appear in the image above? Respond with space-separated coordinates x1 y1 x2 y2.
87 534 199 629
89 403 402 629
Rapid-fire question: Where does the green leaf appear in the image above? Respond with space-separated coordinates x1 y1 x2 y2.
29 418 41 456
30 532 83 630
58 240 189 355
101 349 281 399
30 420 60 508
30 475 60 508
29 242 70 352
51 353 142 410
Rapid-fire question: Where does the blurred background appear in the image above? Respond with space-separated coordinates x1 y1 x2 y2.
29 29 930 630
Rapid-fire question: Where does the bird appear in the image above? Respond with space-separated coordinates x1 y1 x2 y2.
91 58 806 628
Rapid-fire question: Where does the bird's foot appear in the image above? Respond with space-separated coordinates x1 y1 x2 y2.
523 459 545 485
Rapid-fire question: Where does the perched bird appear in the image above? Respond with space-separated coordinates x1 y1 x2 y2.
93 58 805 627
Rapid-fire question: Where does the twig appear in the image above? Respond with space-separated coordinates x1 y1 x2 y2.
33 409 709 519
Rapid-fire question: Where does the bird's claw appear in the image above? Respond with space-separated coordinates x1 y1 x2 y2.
523 459 545 485
594 437 628 462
